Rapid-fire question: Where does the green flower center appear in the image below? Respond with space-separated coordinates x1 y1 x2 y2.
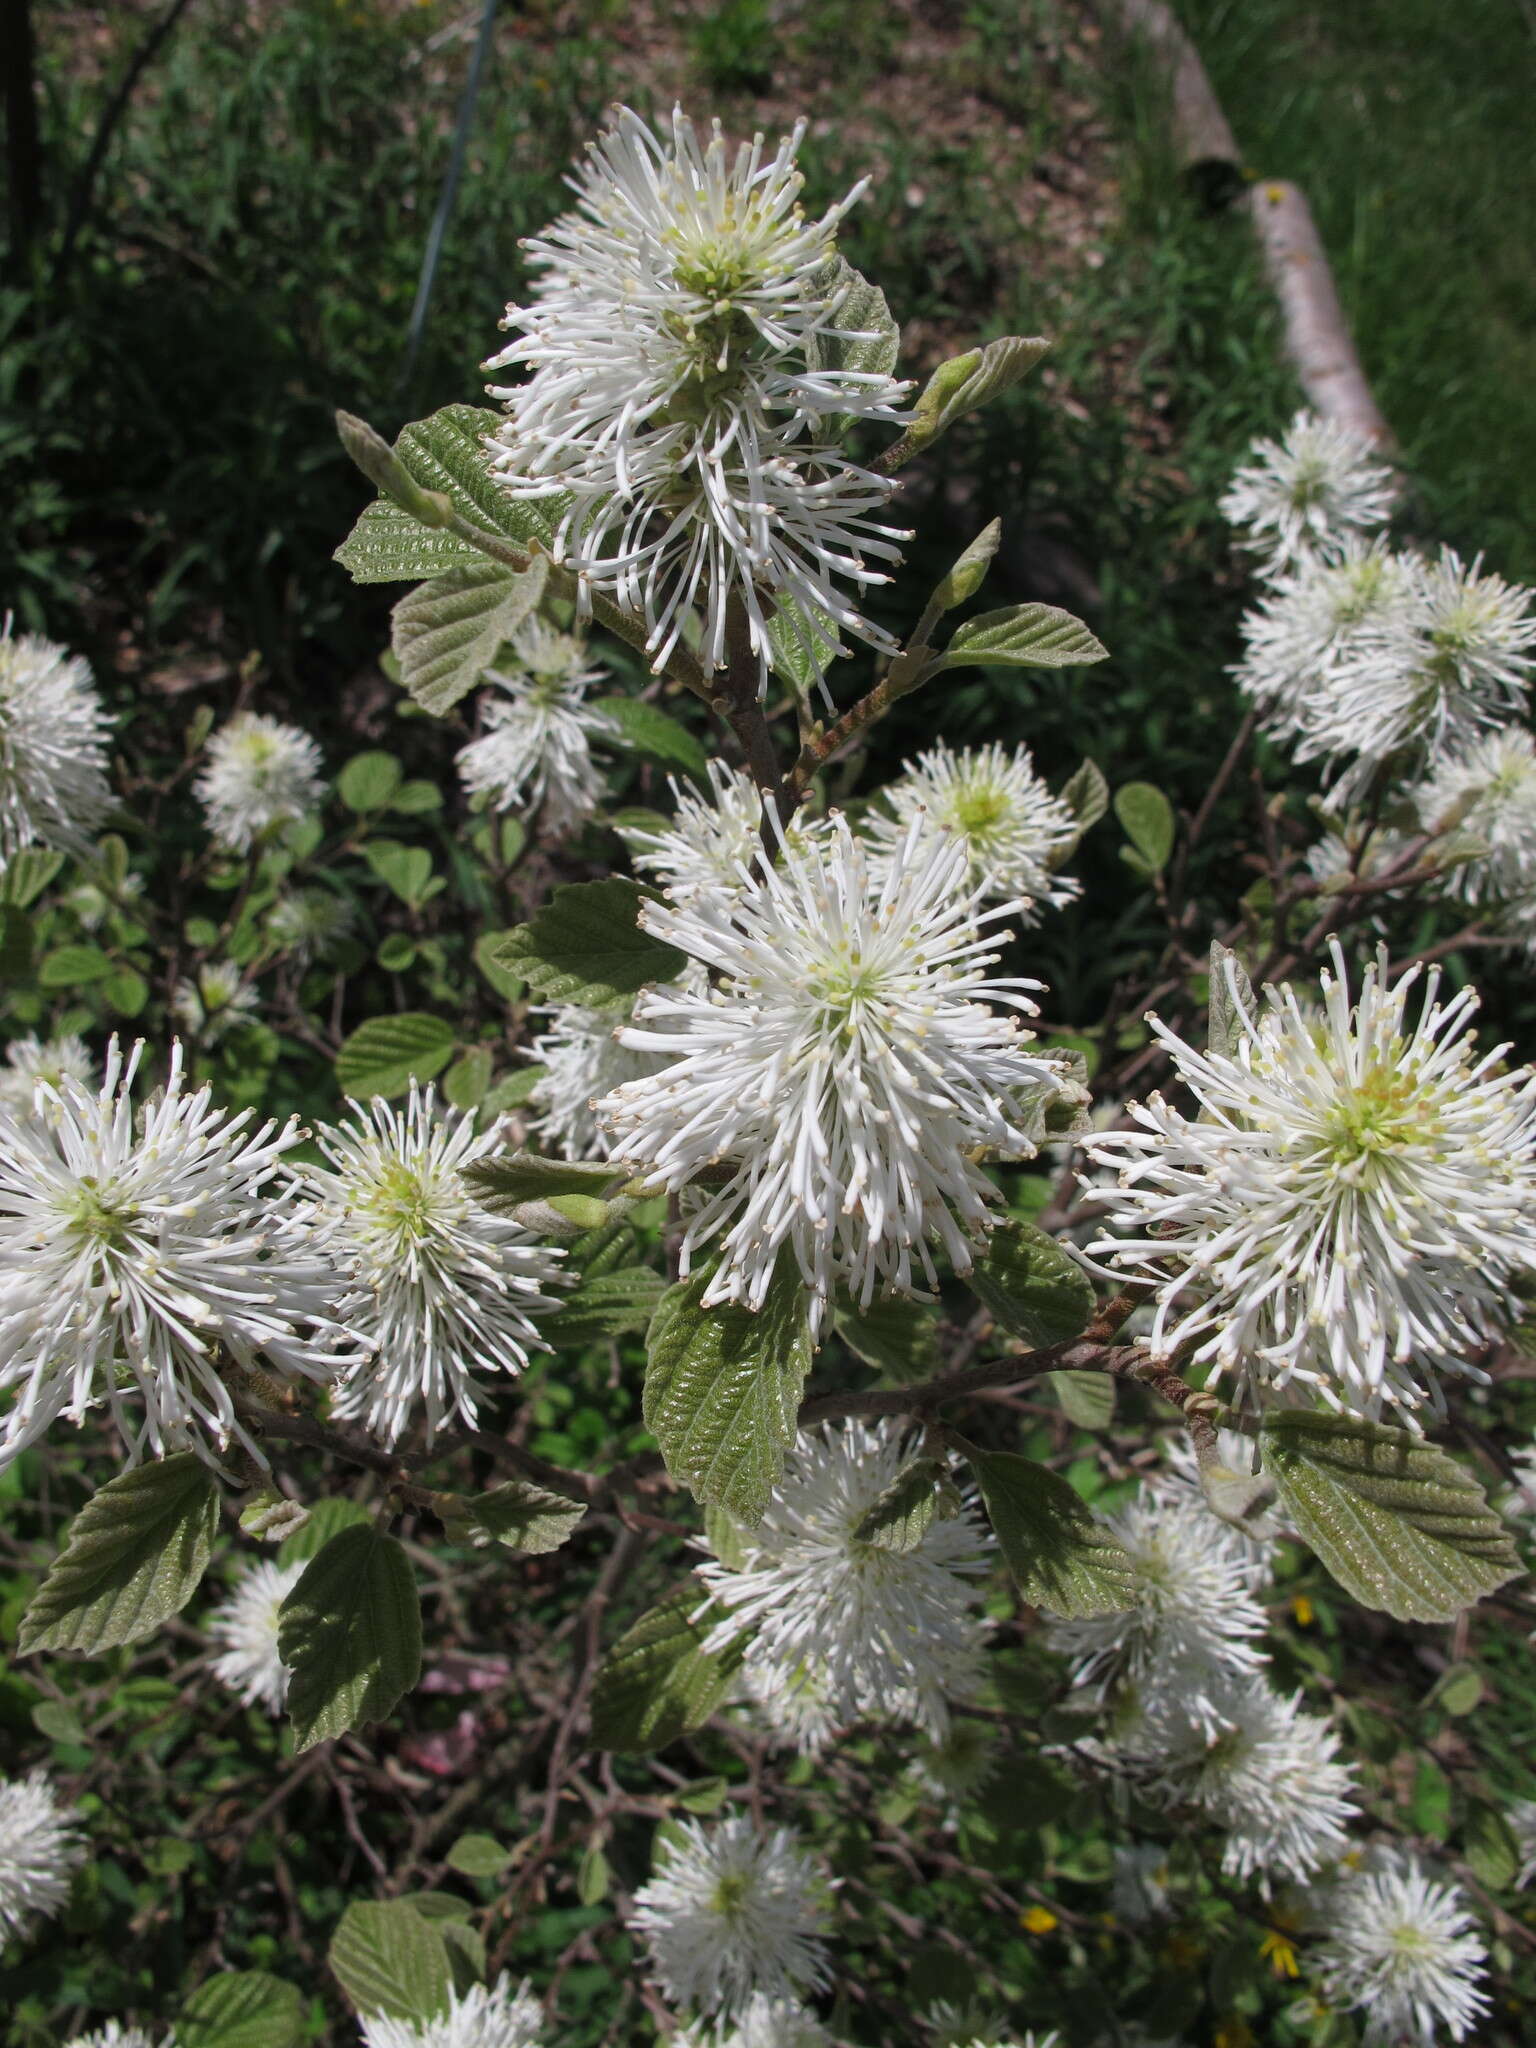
949 784 1010 844
710 1871 752 1922
1319 1063 1427 1167
66 1176 136 1254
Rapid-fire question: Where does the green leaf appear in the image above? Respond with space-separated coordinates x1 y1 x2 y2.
338 751 403 812
104 965 149 1017
765 594 844 697
277 1497 370 1565
967 1218 1095 1351
0 904 33 979
644 1253 814 1523
334 500 482 584
361 839 437 907
178 1972 305 2048
546 1265 668 1347
928 520 1002 616
482 1066 545 1115
444 1832 512 1878
1412 1754 1453 1839
328 1899 452 2021
335 1013 456 1100
31 1698 85 1744
473 928 526 1002
1426 1661 1483 1716
595 696 708 783
577 1842 611 1905
853 1457 955 1553
833 1294 940 1380
1208 940 1254 1058
907 335 1051 449
1114 782 1176 875
1260 1412 1524 1623
389 405 565 551
805 255 901 396
590 1586 748 1753
0 846 65 907
971 1449 1137 1617
389 778 443 815
462 1152 621 1210
392 556 549 718
1050 1370 1115 1430
493 878 687 1011
277 1523 422 1750
442 1046 493 1111
1464 1801 1522 1891
38 942 115 988
450 1478 587 1555
18 1454 220 1656
935 603 1107 674
1059 758 1109 833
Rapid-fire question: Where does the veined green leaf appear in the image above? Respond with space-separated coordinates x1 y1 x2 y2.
971 1449 1136 1617
590 1586 749 1753
492 879 687 1011
277 1523 422 1750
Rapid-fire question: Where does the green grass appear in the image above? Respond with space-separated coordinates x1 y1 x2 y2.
1174 0 1536 583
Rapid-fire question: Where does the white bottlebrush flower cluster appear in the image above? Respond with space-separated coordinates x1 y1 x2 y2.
628 1816 831 2025
207 1557 305 1712
267 886 357 966
486 106 909 690
1224 419 1536 878
171 961 259 1043
1053 1457 1357 1893
1413 724 1536 950
617 760 767 901
1312 1849 1490 2045
1044 1487 1270 1732
1086 943 1536 1424
525 996 682 1161
195 711 325 853
0 1039 349 1473
700 1419 992 1744
298 1084 567 1446
600 811 1080 1329
0 622 114 873
0 1768 85 1944
0 1030 93 1109
864 741 1082 917
359 1975 545 2048
1218 409 1397 577
455 618 618 837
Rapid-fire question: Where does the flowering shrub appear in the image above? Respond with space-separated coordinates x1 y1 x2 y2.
5 102 1536 2048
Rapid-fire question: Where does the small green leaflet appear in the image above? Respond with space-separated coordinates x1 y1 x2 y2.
1114 781 1176 876
1050 1370 1115 1430
462 1152 621 1210
907 335 1051 450
335 1013 456 1100
177 1972 305 2048
446 1478 587 1556
334 502 480 585
492 878 687 1011
1260 1412 1522 1623
391 555 548 717
594 696 708 782
853 1457 956 1554
545 1265 668 1347
277 1522 422 1750
644 1253 814 1524
970 1448 1136 1617
1207 939 1255 1058
934 604 1107 674
1058 758 1109 833
589 1586 748 1753
966 1218 1095 1351
328 1899 453 2021
832 1293 940 1380
18 1454 220 1656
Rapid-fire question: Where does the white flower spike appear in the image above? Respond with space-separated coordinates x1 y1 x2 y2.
599 811 1079 1327
195 711 324 853
700 1419 992 1741
207 1557 305 1713
1314 1849 1490 2046
486 106 910 692
0 1768 85 1944
0 1039 348 1473
865 742 1082 917
0 621 113 874
1086 943 1536 1423
628 1816 832 2022
302 1084 566 1447
455 618 617 837
1219 409 1396 576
